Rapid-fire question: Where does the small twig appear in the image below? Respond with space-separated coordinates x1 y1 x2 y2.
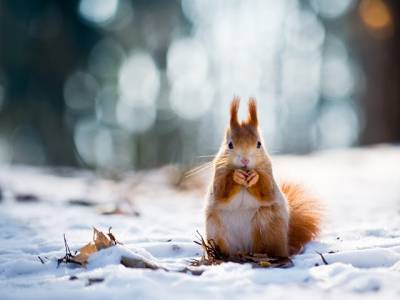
107 226 121 245
315 251 329 265
192 230 293 268
57 234 82 267
38 256 46 264
192 230 227 265
86 277 104 286
63 234 72 256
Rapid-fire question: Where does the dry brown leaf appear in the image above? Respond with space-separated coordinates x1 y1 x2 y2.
55 228 204 275
72 242 97 265
58 228 118 267
81 242 98 255
93 227 113 250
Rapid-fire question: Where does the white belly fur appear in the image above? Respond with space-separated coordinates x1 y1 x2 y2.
205 181 289 256
217 188 261 254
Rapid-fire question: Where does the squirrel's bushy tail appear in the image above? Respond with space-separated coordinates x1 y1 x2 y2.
281 182 323 255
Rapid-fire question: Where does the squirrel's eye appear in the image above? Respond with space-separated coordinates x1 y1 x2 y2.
228 142 234 149
257 141 262 149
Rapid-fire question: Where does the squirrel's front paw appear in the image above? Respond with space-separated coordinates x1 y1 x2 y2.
233 169 248 186
246 170 259 187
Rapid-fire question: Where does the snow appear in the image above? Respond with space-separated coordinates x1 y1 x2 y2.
0 145 400 300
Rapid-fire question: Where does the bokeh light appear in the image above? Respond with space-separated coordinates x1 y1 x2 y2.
73 117 99 166
74 117 134 168
70 0 364 165
359 0 393 38
167 38 213 119
0 0 379 169
116 100 156 133
167 39 209 83
118 52 160 107
318 102 359 148
169 79 214 120
79 0 119 25
88 38 125 79
321 53 355 100
284 10 325 52
106 0 134 31
311 0 355 19
95 86 119 125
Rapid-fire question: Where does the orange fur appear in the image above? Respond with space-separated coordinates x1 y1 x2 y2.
205 211 229 255
251 205 289 257
281 182 323 255
247 169 275 202
205 97 322 258
245 97 258 127
230 96 240 128
213 168 241 203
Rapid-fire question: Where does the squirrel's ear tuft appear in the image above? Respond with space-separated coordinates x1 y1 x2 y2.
230 96 240 128
246 97 258 127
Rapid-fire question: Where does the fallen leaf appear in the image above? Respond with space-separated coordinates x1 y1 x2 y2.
93 227 113 250
58 228 118 266
72 242 97 265
54 228 205 275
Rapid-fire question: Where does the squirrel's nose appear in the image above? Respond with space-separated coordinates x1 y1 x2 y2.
241 158 249 166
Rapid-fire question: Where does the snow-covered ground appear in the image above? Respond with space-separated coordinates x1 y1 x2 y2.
0 145 400 300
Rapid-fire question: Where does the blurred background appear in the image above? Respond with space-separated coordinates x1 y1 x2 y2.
0 0 398 170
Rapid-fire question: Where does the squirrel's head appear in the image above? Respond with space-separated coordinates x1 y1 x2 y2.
221 97 268 170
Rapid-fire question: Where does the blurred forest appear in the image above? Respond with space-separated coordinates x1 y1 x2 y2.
0 0 398 169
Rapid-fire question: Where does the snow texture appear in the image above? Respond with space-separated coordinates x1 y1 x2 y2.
0 145 400 300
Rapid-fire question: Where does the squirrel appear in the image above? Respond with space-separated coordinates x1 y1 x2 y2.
205 97 322 258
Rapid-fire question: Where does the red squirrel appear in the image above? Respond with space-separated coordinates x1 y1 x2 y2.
205 97 322 257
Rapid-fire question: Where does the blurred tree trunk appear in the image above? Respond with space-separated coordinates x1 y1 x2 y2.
354 0 400 144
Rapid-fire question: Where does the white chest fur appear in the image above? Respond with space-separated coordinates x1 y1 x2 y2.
205 181 289 256
217 188 261 254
